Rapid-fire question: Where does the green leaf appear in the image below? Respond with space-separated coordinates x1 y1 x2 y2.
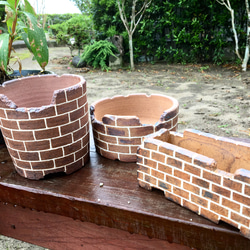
7 0 20 9
0 1 8 6
23 0 36 15
0 33 10 72
22 27 48 70
20 10 49 70
20 11 38 30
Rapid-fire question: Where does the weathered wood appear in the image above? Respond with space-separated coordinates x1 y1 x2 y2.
0 138 249 249
0 202 188 250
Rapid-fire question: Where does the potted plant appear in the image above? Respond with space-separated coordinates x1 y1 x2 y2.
0 0 49 84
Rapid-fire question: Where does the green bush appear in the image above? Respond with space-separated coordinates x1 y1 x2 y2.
90 0 247 65
38 14 77 30
50 14 94 52
80 40 118 71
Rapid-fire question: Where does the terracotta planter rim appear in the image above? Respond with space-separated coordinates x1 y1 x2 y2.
0 74 86 109
91 93 179 125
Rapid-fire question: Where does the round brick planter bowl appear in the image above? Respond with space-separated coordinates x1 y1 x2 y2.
90 93 179 162
0 74 89 180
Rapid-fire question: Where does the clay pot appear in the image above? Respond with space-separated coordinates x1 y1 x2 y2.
10 70 54 78
137 128 250 240
90 94 179 162
0 74 89 180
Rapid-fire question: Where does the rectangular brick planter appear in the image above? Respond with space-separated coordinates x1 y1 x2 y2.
137 128 250 239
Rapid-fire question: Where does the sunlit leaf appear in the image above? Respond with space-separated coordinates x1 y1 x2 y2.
0 33 10 72
20 11 37 30
7 0 20 9
21 26 48 70
23 0 36 16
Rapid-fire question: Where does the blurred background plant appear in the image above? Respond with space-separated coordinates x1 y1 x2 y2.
80 40 118 71
0 0 49 80
49 14 95 56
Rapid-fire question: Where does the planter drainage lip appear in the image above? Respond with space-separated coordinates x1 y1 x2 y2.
137 128 250 240
90 93 179 162
0 74 89 180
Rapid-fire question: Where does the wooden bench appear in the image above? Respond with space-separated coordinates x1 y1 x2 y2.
0 138 249 249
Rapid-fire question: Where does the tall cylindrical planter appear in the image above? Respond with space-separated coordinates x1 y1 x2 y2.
0 74 89 180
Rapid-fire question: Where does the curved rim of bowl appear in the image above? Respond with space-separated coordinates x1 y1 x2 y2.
0 74 86 110
90 93 179 125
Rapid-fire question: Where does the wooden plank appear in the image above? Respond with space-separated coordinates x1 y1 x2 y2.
0 139 249 249
0 202 190 250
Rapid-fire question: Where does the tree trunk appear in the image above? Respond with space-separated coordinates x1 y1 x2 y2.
242 23 250 71
129 34 134 71
243 0 250 71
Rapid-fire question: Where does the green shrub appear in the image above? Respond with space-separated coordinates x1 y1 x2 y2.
50 14 94 53
80 40 118 71
91 0 247 65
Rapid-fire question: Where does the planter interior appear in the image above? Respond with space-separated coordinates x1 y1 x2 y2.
0 74 89 180
90 94 179 162
137 128 250 239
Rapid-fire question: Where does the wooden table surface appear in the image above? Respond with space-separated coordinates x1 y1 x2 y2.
0 136 249 250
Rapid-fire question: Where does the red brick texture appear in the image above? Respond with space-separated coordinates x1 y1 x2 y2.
0 75 89 180
137 128 250 240
90 94 179 162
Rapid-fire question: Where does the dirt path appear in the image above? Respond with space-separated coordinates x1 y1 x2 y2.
1 47 249 249
40 47 249 139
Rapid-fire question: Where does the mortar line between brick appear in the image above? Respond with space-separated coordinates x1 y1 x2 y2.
23 141 27 151
97 147 133 156
38 151 41 161
191 153 198 165
140 161 250 226
29 161 33 171
9 129 14 139
115 117 117 127
3 109 8 119
24 169 28 178
241 182 245 197
92 128 144 139
64 89 68 102
97 137 141 148
5 122 87 143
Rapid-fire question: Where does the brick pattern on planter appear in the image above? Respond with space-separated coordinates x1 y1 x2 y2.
90 94 179 162
137 128 250 239
0 77 89 180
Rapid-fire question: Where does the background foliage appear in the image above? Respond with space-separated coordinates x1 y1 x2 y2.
49 14 94 50
90 0 247 65
1 0 247 66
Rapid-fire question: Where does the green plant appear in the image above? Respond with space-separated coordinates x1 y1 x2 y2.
50 14 94 55
0 0 48 76
199 65 209 72
80 40 118 71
